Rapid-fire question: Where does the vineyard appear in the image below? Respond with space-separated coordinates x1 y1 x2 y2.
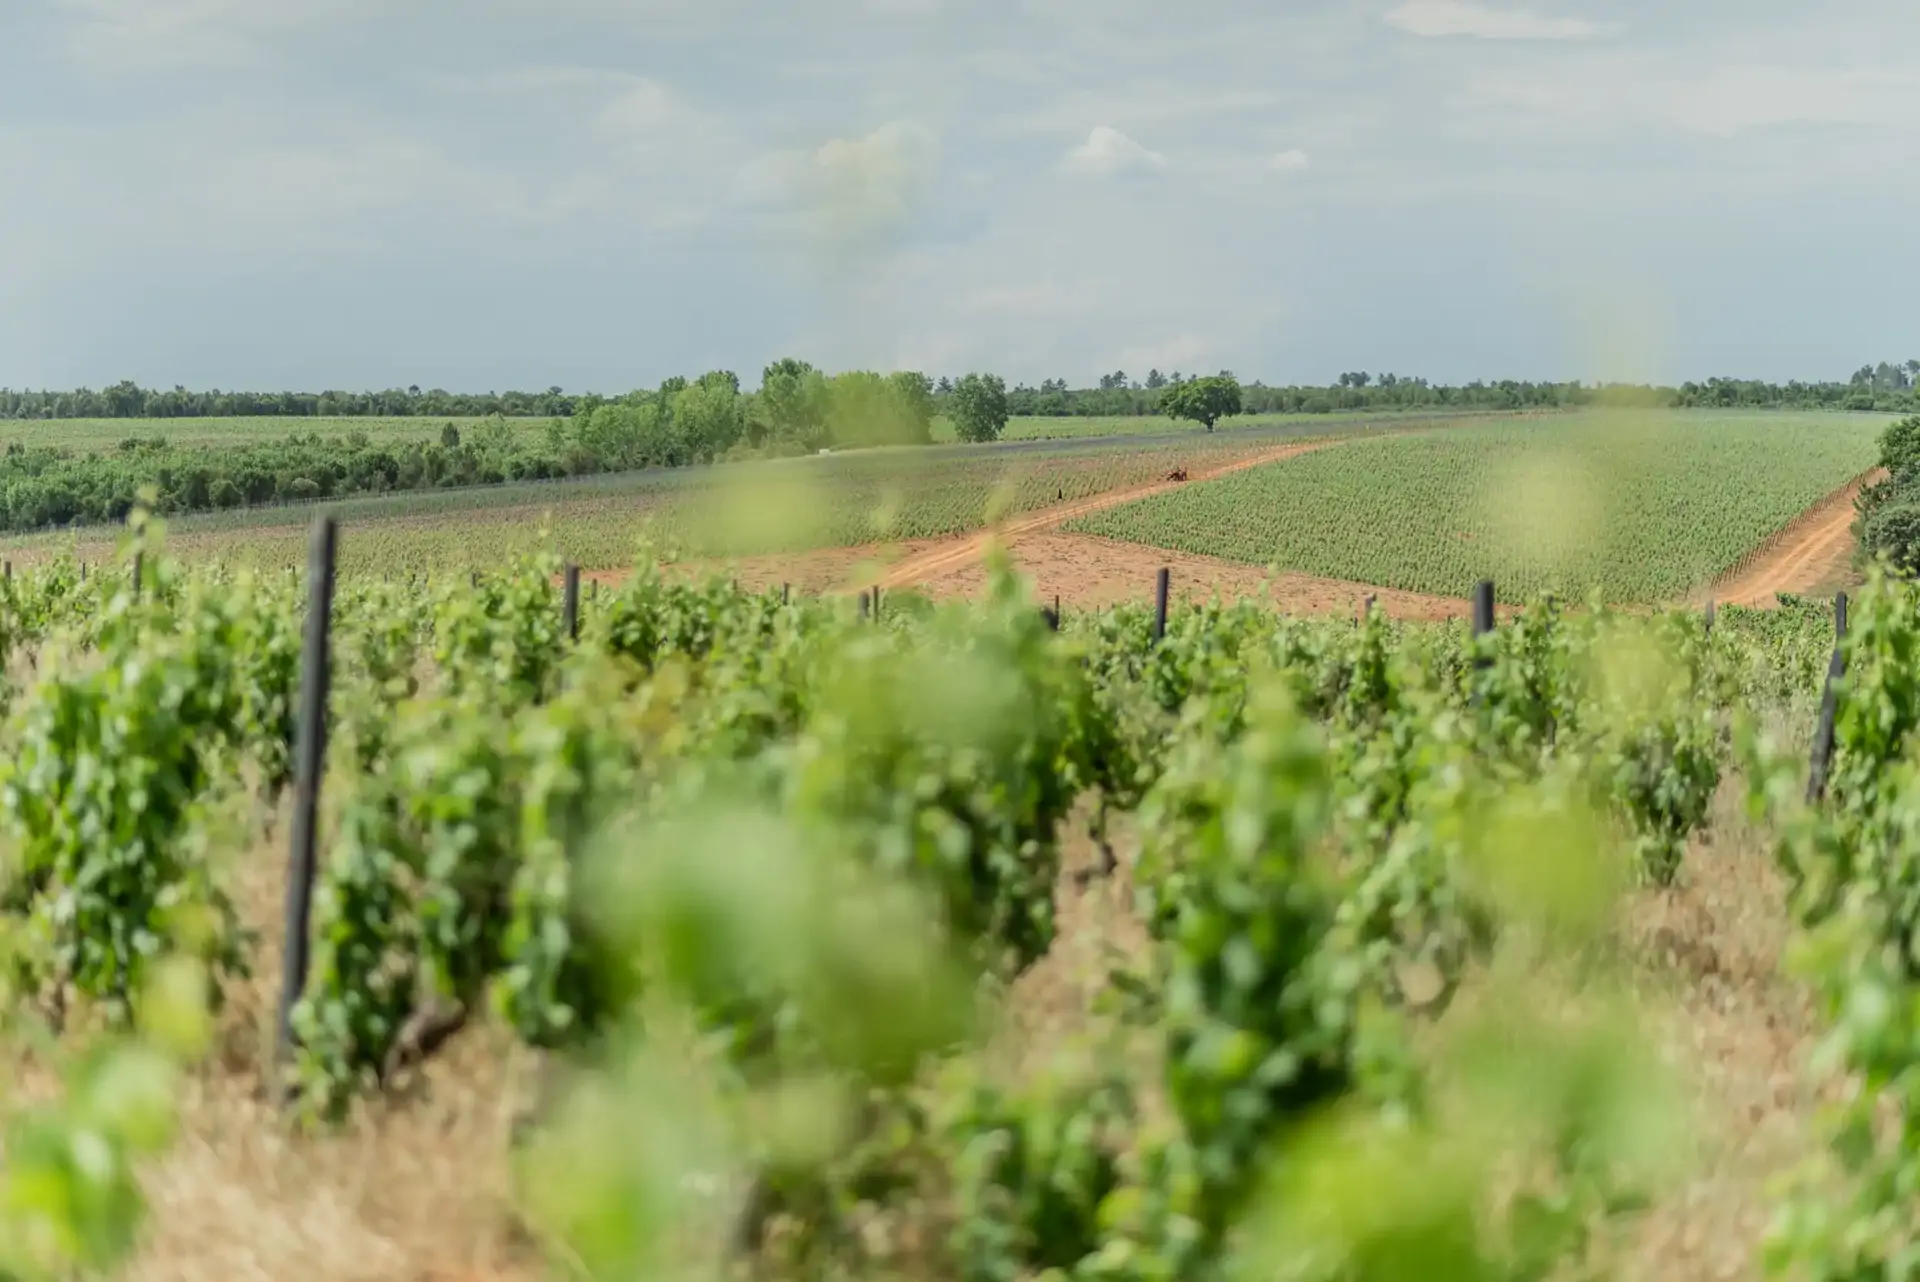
0 502 1912 1281
1067 412 1886 603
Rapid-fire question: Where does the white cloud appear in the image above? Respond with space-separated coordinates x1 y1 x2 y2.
1269 148 1311 173
1385 1 1606 40
1468 61 1920 137
991 88 1277 139
596 79 688 136
1061 126 1167 178
57 0 370 69
1673 66 1920 135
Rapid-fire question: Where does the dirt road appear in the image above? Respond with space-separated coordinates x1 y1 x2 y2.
873 438 1335 590
1711 470 1882 607
901 532 1478 620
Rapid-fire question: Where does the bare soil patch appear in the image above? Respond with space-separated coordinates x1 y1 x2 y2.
1711 470 1881 607
911 532 1476 620
1606 782 1822 1281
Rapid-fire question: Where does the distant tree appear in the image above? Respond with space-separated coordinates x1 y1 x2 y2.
760 357 831 450
674 372 748 461
1159 375 1244 432
888 371 936 441
1880 414 1920 480
1866 500 1920 572
936 375 955 395
824 370 935 448
1145 369 1167 390
949 373 1009 443
440 422 461 447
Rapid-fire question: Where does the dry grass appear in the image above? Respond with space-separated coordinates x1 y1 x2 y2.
108 795 548 1282
1604 780 1824 1282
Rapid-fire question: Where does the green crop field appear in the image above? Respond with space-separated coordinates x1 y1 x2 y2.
931 407 1515 443
1066 410 1890 603
0 416 1440 576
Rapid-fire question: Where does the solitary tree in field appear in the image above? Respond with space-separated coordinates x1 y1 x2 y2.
1159 374 1243 432
950 372 1009 443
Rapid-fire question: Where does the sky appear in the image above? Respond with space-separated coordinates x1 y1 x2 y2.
1 0 1917 393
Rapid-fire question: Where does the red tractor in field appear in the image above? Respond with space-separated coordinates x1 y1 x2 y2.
1165 467 1189 483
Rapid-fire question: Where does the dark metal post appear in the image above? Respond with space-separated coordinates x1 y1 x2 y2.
782 582 790 605
1807 592 1854 804
1704 600 1715 634
1471 581 1496 688
873 585 882 620
1153 568 1170 642
859 589 871 620
1473 581 1495 637
275 516 339 1096
1807 647 1845 804
562 564 581 642
132 550 144 600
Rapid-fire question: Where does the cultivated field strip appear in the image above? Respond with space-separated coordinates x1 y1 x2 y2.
0 421 1420 576
1067 412 1884 603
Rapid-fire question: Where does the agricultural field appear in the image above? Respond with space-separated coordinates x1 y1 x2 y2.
1068 410 1889 603
0 414 545 450
4 406 1467 453
932 406 1515 443
0 417 1417 576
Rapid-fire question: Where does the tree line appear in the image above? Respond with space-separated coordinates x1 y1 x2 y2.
8 360 1920 423
0 363 955 535
0 356 1908 537
0 383 578 421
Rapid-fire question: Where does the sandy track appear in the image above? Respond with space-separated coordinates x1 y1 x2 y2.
906 532 1478 620
873 438 1337 590
1711 470 1882 607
